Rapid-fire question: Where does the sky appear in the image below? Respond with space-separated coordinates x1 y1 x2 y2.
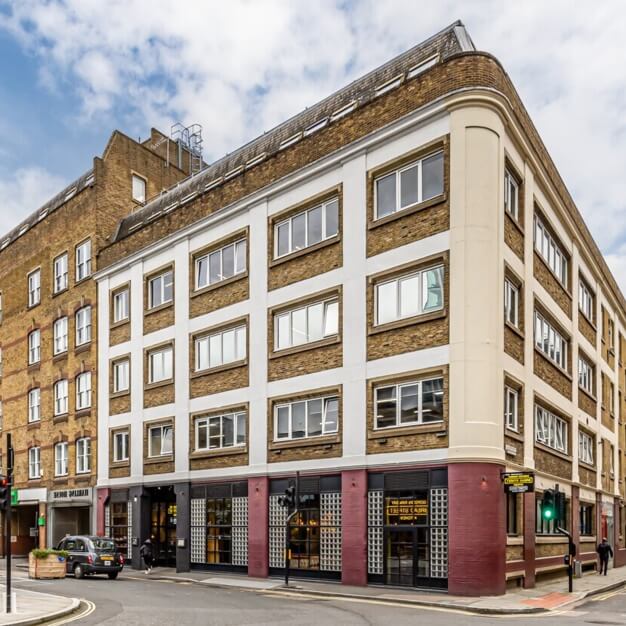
0 1 625 288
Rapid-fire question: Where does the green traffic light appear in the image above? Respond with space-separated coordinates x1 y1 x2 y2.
544 510 553 519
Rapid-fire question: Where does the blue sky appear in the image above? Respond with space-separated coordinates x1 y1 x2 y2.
1 1 626 287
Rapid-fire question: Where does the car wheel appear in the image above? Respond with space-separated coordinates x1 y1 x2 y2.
74 563 85 579
107 572 119 580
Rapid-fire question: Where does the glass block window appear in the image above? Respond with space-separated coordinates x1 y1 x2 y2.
430 488 448 578
320 492 342 572
190 498 206 564
367 490 384 575
232 497 248 566
269 495 288 568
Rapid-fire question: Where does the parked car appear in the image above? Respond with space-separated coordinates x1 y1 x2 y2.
56 535 124 579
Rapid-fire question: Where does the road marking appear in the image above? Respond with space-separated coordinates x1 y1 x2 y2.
589 589 626 602
42 600 96 625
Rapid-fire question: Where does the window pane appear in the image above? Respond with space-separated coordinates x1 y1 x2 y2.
307 206 323 245
376 281 397 325
235 326 246 361
422 152 444 200
325 199 339 238
209 334 222 368
400 384 419 423
423 267 444 312
222 244 235 279
324 301 338 336
292 402 306 438
307 303 324 342
292 213 306 251
307 399 322 436
291 308 307 346
324 398 338 433
222 329 236 364
236 414 246 444
162 426 173 454
399 275 419 318
235 240 247 273
422 378 444 422
277 406 289 439
375 386 397 429
163 272 173 302
150 278 160 307
400 165 418 208
376 173 396 218
196 257 208 288
209 418 221 448
277 314 290 350
222 415 234 447
209 251 221 284
150 428 161 455
197 422 207 450
196 337 209 370
277 222 290 257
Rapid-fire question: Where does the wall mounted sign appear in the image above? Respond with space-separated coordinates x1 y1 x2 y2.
502 472 535 493
49 487 92 503
385 497 428 524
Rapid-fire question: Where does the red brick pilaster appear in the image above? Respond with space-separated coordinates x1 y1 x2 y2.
96 487 111 536
523 490 536 588
248 476 269 578
341 469 367 586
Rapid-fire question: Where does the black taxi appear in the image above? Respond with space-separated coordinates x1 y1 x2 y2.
56 535 124 579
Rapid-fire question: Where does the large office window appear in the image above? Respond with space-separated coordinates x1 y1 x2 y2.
579 280 594 321
504 169 519 219
113 288 129 323
113 359 130 393
534 311 568 370
504 279 519 327
375 150 444 219
535 405 567 454
195 240 246 290
113 430 129 463
275 298 338 351
195 412 246 451
578 355 594 395
534 216 567 285
374 377 444 429
148 270 173 308
579 504 594 536
195 325 246 371
275 396 338 440
376 265 444 326
579 431 594 465
148 424 173 457
275 197 339 258
504 386 519 432
148 346 173 384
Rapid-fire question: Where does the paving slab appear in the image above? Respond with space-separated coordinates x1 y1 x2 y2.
0 585 79 625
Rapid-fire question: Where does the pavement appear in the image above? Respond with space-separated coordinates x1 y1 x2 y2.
120 563 626 615
0 584 80 625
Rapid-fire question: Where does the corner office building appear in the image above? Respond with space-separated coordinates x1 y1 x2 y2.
95 22 626 595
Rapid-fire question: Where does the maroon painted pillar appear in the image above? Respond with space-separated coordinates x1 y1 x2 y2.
341 469 368 586
571 486 580 558
448 462 506 596
248 476 269 578
523 490 536 588
96 487 110 536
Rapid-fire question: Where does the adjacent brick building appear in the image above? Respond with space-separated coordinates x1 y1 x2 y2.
0 129 190 553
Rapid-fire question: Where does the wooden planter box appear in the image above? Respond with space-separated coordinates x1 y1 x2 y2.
28 552 67 579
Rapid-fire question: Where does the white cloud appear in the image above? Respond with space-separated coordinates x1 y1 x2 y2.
1 1 626 290
0 167 67 234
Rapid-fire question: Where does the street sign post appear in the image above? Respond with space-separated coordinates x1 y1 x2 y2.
502 472 535 494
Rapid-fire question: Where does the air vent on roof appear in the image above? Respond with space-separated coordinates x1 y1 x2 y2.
64 187 77 201
0 239 9 250
85 173 95 186
224 166 243 181
164 201 179 213
374 74 404 97
205 177 223 191
38 209 49 221
279 132 302 151
180 191 197 205
146 210 162 222
245 152 267 169
128 222 143 233
304 117 329 137
18 224 29 236
330 100 357 122
407 55 439 79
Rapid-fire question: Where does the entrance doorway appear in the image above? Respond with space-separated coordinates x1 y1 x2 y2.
385 527 430 587
148 486 176 567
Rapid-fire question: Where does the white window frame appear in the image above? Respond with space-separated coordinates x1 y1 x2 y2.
504 169 519 219
28 269 41 307
53 316 68 355
148 270 173 309
375 264 444 326
132 174 147 203
28 329 41 365
374 377 445 430
54 379 68 416
76 437 91 474
75 306 92 346
28 388 41 423
578 280 593 322
195 412 247 451
535 405 568 454
113 430 129 463
113 288 129 323
274 396 339 441
504 279 519 328
578 431 594 465
534 216 568 285
148 346 173 384
274 298 338 351
113 359 130 394
274 197 339 259
505 386 519 432
28 447 41 479
76 371 92 410
534 311 568 370
75 240 92 281
374 150 444 219
54 442 69 477
195 325 247 372
578 355 594 396
148 424 173 457
53 253 69 293
194 239 247 290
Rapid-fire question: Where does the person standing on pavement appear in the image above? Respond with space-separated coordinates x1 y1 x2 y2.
140 538 154 574
597 537 613 575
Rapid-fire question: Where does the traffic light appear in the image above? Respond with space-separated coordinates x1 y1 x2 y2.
0 476 9 512
278 485 296 510
541 489 556 522
555 490 567 525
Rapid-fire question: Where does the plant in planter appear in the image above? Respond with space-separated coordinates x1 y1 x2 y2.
28 549 69 579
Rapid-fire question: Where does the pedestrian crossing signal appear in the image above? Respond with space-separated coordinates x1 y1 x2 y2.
541 489 556 522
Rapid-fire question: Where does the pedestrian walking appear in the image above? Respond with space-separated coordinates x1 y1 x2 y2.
597 537 613 575
140 538 154 574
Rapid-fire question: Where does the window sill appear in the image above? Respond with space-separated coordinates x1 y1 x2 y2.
144 301 174 317
534 252 571 298
110 319 130 330
75 343 91 355
110 460 130 468
368 193 446 230
53 476 69 484
578 309 596 330
144 379 174 391
534 347 572 381
534 441 571 463
74 275 92 287
269 236 340 268
370 422 445 438
27 479 42 485
369 308 446 336
506 536 524 546
27 422 41 430
579 460 596 472
505 320 524 339
269 434 340 451
75 473 91 481
190 446 247 460
51 287 69 299
191 359 247 379
144 455 174 465
537 535 570 544
53 414 69 424
505 210 525 235
28 363 41 373
505 429 524 442
110 390 130 399
75 409 91 419
27 302 41 311
53 352 68 363
270 336 340 360
191 272 248 299
578 387 597 403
